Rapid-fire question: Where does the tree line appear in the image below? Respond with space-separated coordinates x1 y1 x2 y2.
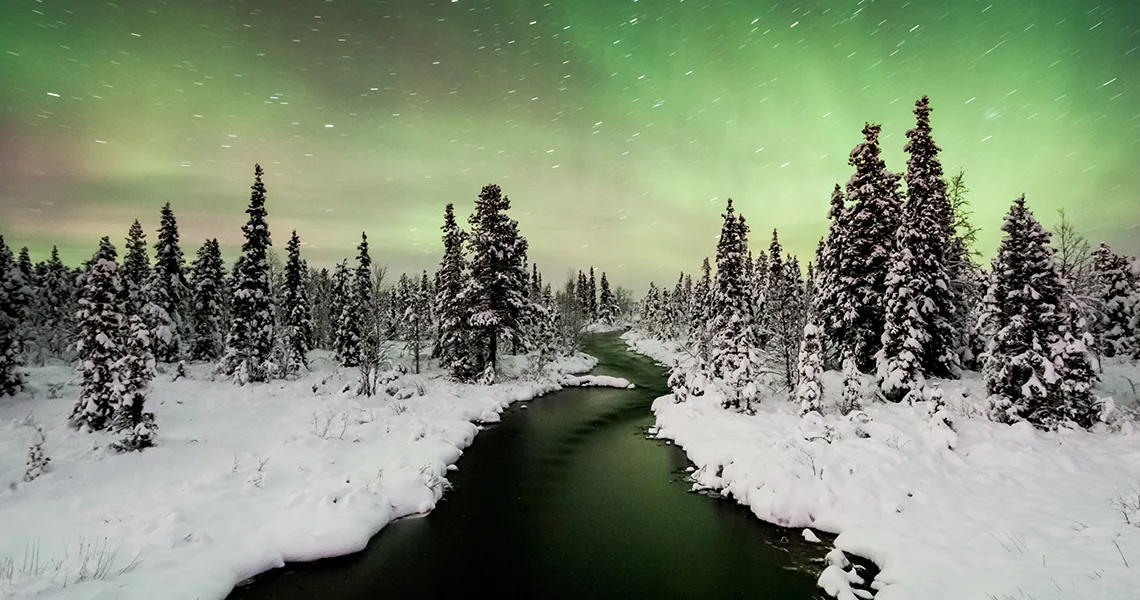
638 96 1139 431
0 170 629 452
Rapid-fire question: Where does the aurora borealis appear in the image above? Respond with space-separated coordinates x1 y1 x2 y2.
0 0 1136 288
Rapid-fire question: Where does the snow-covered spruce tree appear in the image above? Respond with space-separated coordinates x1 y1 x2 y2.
35 246 77 360
838 125 904 371
576 270 588 318
900 95 960 378
587 267 598 321
23 425 50 482
152 202 189 362
762 230 806 391
709 199 763 412
16 247 34 289
813 184 849 366
71 237 125 431
0 237 32 395
1091 243 1138 358
876 218 928 403
464 183 530 375
982 196 1067 428
188 239 226 361
840 351 863 415
405 271 430 374
796 321 825 416
277 230 312 375
335 233 370 368
110 313 158 451
598 271 618 325
308 266 332 350
639 282 660 335
218 163 276 384
329 259 350 349
1052 302 1100 428
436 203 477 380
692 257 713 360
122 220 151 309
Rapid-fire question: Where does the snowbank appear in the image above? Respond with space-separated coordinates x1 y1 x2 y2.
623 331 1140 600
561 374 634 389
0 352 596 599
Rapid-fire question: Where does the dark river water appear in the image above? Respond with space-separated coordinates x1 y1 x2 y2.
229 331 846 599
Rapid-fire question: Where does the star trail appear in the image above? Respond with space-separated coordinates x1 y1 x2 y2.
1 0 1137 286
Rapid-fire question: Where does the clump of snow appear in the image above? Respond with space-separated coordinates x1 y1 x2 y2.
561 374 634 389
0 352 596 599
803 528 821 543
624 330 1140 600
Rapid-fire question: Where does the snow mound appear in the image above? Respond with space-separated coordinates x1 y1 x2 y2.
0 353 597 599
623 330 1140 600
561 374 634 389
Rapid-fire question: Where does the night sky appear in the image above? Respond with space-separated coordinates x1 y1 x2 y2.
1 0 1137 288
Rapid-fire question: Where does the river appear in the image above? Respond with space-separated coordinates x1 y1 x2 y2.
229 331 846 599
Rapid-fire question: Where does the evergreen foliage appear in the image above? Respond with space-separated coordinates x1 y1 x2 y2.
71 237 124 431
436 204 477 380
218 164 276 384
463 183 529 375
0 237 32 395
1091 243 1138 358
188 239 226 361
279 230 313 374
796 322 825 415
982 196 1076 428
708 200 762 412
110 313 158 451
837 124 903 371
598 272 618 325
762 230 806 391
152 203 189 361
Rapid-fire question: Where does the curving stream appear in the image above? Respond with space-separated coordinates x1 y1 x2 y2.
229 331 837 599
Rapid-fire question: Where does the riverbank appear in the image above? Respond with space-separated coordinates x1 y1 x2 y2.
0 350 608 599
623 331 1140 600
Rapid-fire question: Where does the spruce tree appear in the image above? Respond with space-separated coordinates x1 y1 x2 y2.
71 237 124 431
36 246 76 359
1091 243 1137 358
405 271 430 374
436 203 476 379
189 239 226 361
309 267 333 350
945 170 985 368
587 267 598 321
1052 302 1100 428
840 351 863 415
123 220 151 308
335 234 371 368
876 219 928 402
218 163 276 384
709 200 762 412
110 313 158 451
762 230 805 391
463 183 530 374
279 230 313 373
982 196 1067 427
899 95 959 378
152 202 189 362
598 272 617 324
0 237 32 395
693 257 713 359
330 260 350 348
796 321 825 415
838 125 903 371
814 184 849 364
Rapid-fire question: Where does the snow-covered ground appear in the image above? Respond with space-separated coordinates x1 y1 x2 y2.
0 351 596 600
624 331 1140 600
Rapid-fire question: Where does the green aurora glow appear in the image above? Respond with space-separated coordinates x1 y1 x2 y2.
1 0 1137 288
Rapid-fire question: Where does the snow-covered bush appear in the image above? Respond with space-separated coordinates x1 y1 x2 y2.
23 426 50 482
